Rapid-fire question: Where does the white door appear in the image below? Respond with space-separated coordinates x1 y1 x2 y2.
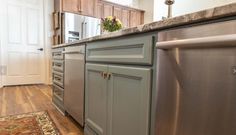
0 0 45 86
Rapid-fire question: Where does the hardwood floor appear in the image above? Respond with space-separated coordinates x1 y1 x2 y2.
0 85 84 135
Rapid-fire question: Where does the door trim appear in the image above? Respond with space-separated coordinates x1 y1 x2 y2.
0 3 3 88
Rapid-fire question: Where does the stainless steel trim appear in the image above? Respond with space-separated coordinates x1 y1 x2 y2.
62 51 84 54
156 34 236 49
81 22 84 39
53 70 63 77
84 22 87 37
53 84 64 92
53 73 64 88
154 19 236 135
52 60 64 72
158 20 236 42
64 45 85 127
52 51 64 60
53 85 64 101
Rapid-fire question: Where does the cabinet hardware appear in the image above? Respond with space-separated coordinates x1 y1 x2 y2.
103 72 108 79
107 73 112 80
101 72 108 79
101 72 105 78
37 48 44 51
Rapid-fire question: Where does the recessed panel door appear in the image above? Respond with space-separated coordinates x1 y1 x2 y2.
1 0 45 85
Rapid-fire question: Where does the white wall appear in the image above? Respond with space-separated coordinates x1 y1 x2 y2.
43 0 54 84
139 0 154 23
154 0 236 21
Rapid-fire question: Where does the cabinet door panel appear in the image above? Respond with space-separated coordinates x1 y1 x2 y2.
103 3 113 17
107 65 151 135
85 63 108 135
122 9 130 28
62 0 81 13
130 10 143 27
96 2 104 19
130 10 137 27
113 6 122 20
81 0 95 16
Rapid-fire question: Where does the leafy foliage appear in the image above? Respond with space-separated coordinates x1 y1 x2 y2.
101 16 123 32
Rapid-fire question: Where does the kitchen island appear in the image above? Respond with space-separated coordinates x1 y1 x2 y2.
51 2 236 135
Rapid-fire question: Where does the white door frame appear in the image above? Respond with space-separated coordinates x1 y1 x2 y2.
43 0 54 85
0 0 53 87
0 1 4 88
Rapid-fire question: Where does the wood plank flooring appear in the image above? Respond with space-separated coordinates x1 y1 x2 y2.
0 85 84 135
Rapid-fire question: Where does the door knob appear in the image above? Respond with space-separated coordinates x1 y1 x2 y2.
37 48 44 51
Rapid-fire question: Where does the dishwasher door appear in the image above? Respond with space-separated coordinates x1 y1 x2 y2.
154 20 236 135
64 45 85 127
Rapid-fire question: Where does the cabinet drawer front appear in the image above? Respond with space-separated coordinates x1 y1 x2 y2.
53 72 64 88
53 60 64 72
52 48 64 60
53 84 64 102
86 35 154 65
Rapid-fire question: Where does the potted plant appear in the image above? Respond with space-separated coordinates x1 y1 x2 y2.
101 16 123 33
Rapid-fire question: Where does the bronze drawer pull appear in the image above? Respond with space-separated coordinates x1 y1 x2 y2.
107 73 112 80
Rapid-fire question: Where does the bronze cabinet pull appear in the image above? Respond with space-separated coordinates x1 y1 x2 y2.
107 73 112 80
103 72 108 79
101 72 104 78
101 72 108 79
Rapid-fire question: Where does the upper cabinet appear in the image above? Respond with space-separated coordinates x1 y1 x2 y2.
121 8 130 28
99 1 144 28
103 2 113 17
81 0 96 17
61 0 96 16
113 6 122 20
130 10 143 27
54 0 145 28
96 1 104 19
62 0 82 13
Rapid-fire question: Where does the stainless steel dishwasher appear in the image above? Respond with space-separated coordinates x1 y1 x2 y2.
153 19 236 135
63 45 85 127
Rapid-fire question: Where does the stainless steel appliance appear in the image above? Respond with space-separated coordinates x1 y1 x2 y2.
154 19 236 135
63 13 101 43
63 45 85 126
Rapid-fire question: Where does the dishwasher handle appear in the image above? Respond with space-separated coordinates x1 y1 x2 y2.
62 51 84 54
156 34 236 49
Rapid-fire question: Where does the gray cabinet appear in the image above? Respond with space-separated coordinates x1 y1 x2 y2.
85 64 108 135
85 63 151 135
52 47 65 114
86 35 154 65
107 65 151 135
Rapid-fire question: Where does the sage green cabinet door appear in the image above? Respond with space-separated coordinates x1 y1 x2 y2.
107 65 151 135
85 63 108 135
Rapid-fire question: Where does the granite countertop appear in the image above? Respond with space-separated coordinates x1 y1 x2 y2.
52 2 236 49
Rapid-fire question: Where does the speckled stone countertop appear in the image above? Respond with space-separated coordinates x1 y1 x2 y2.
52 2 236 49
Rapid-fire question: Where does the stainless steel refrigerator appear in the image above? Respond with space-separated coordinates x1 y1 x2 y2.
63 13 101 43
154 19 236 135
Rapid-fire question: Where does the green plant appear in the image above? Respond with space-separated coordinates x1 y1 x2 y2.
101 16 123 32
